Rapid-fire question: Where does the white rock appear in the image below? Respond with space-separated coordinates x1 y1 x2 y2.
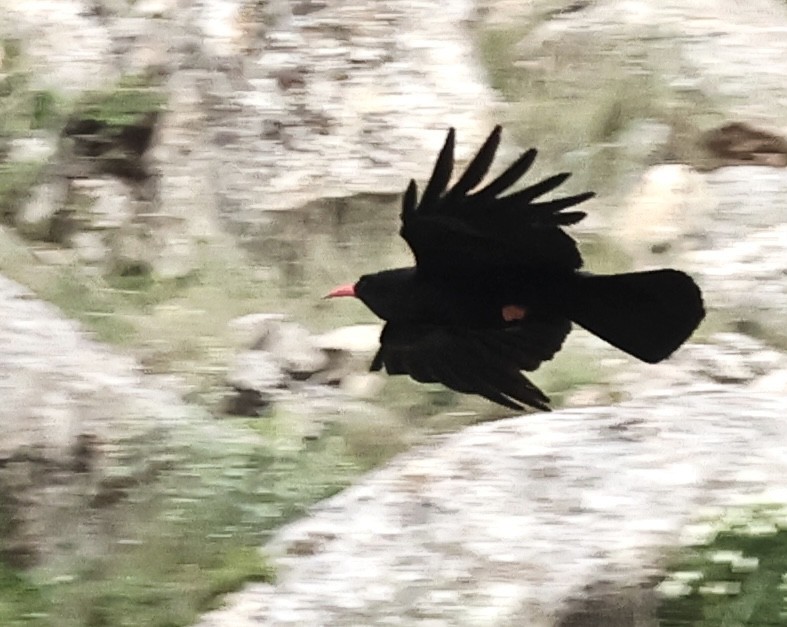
15 181 67 240
70 179 134 230
313 324 382 354
197 390 787 626
7 136 58 163
69 230 108 264
750 369 787 395
228 313 289 348
226 350 286 392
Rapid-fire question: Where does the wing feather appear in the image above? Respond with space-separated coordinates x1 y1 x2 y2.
400 179 418 222
472 148 537 200
526 192 597 219
431 354 525 410
400 127 594 274
445 125 501 199
478 318 571 369
417 128 455 213
374 320 570 411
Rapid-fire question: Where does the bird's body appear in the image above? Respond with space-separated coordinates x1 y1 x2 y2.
353 266 574 328
327 126 705 411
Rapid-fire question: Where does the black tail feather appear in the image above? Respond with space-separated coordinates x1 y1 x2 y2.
566 270 705 363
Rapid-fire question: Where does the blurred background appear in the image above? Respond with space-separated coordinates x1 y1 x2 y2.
1 0 787 625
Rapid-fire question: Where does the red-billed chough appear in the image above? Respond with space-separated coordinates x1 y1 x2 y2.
326 126 704 411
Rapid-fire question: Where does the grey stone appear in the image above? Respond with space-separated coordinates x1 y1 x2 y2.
7 136 58 163
15 181 67 241
196 389 787 627
686 224 787 342
226 350 286 394
69 178 135 231
228 313 289 349
255 320 328 378
313 324 381 354
0 273 245 565
616 164 714 265
69 230 109 264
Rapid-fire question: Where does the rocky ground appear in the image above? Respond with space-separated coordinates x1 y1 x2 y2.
197 389 787 627
2 0 787 625
0 271 244 565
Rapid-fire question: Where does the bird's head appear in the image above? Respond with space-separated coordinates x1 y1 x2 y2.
324 269 418 322
324 273 376 302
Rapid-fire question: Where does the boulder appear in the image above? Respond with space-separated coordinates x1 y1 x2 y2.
228 314 328 378
313 324 381 355
68 178 135 231
15 180 68 241
225 350 287 415
615 164 713 266
228 313 289 349
0 273 243 566
196 388 787 626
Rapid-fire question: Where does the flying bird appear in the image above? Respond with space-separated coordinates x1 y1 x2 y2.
326 127 705 411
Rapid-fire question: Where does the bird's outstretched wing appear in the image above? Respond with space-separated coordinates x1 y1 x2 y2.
370 317 572 411
400 126 595 276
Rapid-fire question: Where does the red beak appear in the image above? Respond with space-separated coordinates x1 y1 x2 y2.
324 283 356 299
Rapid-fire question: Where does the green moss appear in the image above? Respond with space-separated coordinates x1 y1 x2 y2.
8 490 275 627
0 563 47 626
658 506 787 626
0 40 64 136
0 161 44 219
0 412 361 627
75 83 165 128
30 91 60 130
477 26 530 95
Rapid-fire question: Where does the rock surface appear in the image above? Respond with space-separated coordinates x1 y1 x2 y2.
196 389 787 626
224 320 387 412
605 333 787 406
1 0 499 283
2 0 787 622
0 0 499 217
0 273 240 565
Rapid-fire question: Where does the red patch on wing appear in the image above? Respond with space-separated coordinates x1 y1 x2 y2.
502 304 528 322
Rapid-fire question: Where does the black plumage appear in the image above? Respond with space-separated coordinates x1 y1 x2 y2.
327 126 705 411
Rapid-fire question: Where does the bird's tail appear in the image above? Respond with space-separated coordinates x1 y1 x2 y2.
564 270 705 363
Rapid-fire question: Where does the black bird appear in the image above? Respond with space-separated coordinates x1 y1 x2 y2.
326 127 705 411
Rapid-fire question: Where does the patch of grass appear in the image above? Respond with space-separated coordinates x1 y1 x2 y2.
0 229 104 348
473 17 727 194
44 269 139 344
0 161 44 220
30 90 61 130
0 563 47 626
531 341 615 407
37 514 272 627
658 505 787 626
0 407 366 627
477 26 532 96
75 78 166 128
3 495 274 627
0 39 64 137
324 408 413 471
